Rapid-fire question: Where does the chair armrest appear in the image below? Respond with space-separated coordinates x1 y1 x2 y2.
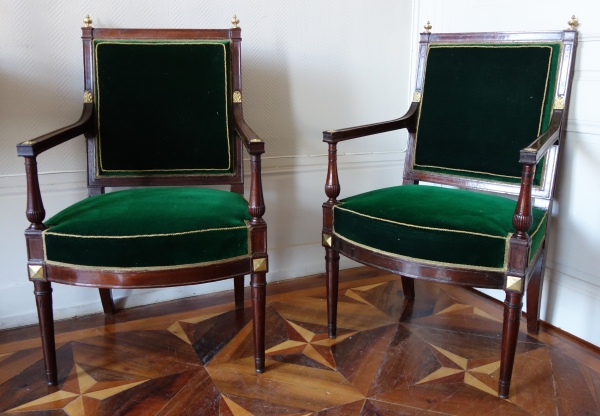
16 105 93 158
519 113 562 164
322 103 419 144
235 118 265 155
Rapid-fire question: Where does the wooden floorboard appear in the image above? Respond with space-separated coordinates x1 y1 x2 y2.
1 266 599 415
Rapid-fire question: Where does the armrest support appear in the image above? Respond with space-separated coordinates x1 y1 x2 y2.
16 104 93 230
506 163 535 288
16 104 93 158
519 111 562 164
323 103 419 144
233 116 265 224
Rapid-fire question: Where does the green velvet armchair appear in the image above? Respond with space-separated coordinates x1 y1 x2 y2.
16 17 268 386
322 27 577 398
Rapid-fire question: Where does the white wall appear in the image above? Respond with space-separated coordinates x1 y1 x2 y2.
2 0 599 349
413 1 600 345
0 1 413 328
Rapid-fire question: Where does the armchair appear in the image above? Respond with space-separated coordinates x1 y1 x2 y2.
322 27 577 398
16 17 268 386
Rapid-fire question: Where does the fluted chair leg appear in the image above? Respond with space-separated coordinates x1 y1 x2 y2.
251 272 266 373
498 291 523 398
325 247 340 339
34 281 57 386
234 275 245 309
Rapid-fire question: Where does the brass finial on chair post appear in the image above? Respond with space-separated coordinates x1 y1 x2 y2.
231 15 240 29
424 21 432 33
83 14 92 28
567 15 579 31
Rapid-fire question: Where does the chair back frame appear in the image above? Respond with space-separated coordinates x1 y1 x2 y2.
402 30 578 203
82 27 246 193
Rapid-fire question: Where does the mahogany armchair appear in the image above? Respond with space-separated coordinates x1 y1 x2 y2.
16 18 268 386
322 27 577 398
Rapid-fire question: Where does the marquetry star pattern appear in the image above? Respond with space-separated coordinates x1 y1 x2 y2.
415 343 501 396
265 319 357 370
7 363 147 415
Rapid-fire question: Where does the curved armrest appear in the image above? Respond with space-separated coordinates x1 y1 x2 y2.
235 118 265 155
519 112 562 164
323 103 419 144
16 104 93 158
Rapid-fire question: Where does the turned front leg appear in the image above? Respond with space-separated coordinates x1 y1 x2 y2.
34 281 57 386
251 273 266 372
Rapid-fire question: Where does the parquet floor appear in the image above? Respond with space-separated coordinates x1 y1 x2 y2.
1 267 600 415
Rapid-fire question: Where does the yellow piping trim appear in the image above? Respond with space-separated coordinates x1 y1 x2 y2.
43 225 247 239
412 44 557 184
332 208 548 273
94 41 232 174
528 211 548 240
45 254 250 273
333 229 509 273
334 205 506 240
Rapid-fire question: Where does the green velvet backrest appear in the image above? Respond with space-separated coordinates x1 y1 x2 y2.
93 39 233 177
413 43 561 186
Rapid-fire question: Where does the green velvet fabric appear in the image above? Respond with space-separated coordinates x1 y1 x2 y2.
413 44 561 187
43 188 251 268
93 40 233 177
333 185 546 270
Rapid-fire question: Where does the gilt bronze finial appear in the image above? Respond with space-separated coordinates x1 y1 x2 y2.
83 14 92 28
231 15 240 29
424 21 432 33
567 15 579 31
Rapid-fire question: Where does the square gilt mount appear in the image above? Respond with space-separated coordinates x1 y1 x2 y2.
253 257 267 272
28 265 44 280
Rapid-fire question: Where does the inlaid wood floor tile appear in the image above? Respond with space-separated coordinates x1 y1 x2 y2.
2 268 600 414
361 399 454 415
313 400 365 415
506 346 557 415
549 346 600 415
0 347 44 386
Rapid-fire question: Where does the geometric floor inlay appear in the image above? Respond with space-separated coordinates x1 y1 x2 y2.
1 267 599 415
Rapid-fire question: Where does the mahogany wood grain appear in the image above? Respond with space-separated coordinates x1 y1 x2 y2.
251 272 266 372
23 158 46 230
33 281 57 385
322 29 578 399
46 258 252 288
499 291 523 398
16 25 268 382
325 248 340 339
333 237 505 289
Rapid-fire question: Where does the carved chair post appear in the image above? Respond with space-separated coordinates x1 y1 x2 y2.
247 141 267 373
499 163 534 398
24 157 46 230
23 156 59 386
323 141 341 338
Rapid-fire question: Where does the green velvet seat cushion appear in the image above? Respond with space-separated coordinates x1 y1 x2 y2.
94 40 233 177
413 44 561 186
333 185 547 271
43 188 251 269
